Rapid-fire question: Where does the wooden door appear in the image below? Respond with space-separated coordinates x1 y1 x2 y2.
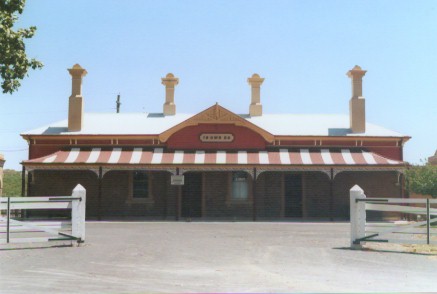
182 173 202 218
284 174 303 217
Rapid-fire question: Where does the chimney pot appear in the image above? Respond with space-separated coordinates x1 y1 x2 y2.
248 73 264 116
162 73 179 116
347 65 366 99
68 64 87 132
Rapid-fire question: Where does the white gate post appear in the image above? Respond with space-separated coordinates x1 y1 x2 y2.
71 184 86 243
350 185 366 249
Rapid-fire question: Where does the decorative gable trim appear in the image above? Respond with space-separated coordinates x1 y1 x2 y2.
158 103 274 143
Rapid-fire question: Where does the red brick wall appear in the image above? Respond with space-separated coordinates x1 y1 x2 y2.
30 170 99 218
29 145 65 159
333 171 400 219
203 172 232 217
366 146 403 161
29 169 401 220
303 172 331 218
30 170 176 218
166 124 267 150
256 172 282 218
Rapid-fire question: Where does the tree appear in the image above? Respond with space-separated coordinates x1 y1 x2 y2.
3 169 22 196
405 164 437 198
0 0 43 94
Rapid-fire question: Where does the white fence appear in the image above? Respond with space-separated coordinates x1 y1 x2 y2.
350 185 437 249
0 184 86 245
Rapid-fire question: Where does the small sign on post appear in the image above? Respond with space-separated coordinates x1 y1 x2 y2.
171 175 184 185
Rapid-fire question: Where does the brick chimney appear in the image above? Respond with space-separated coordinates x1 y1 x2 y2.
68 64 87 132
248 74 264 116
161 73 179 116
347 65 367 133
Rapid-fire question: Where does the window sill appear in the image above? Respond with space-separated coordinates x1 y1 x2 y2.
126 198 155 205
226 199 252 206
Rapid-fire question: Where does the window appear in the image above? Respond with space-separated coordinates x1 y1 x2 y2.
127 171 153 203
232 172 249 200
133 171 149 199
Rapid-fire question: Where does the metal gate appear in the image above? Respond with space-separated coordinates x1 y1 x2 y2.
0 184 86 245
350 185 437 248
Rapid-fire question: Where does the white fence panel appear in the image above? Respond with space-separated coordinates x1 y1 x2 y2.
350 185 437 248
0 184 86 245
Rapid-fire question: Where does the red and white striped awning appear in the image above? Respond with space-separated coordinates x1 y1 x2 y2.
24 148 404 166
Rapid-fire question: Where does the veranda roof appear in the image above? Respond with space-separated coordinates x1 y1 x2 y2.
23 147 404 167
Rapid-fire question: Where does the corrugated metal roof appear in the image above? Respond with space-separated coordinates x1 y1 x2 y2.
22 112 404 137
246 114 404 137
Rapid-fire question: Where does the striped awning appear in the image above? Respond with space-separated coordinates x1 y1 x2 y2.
24 148 404 166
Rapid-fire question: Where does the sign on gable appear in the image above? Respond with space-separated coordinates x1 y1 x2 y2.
200 133 234 143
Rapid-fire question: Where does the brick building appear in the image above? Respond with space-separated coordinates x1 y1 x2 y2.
21 65 409 220
428 150 437 165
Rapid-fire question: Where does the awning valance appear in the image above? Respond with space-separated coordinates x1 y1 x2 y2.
23 148 404 166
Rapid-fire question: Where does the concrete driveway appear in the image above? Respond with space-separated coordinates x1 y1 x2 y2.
1 222 436 293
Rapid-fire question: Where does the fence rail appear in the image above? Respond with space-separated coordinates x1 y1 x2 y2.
0 184 86 245
350 185 437 249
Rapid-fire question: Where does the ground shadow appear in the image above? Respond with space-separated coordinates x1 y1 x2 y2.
0 243 75 251
333 246 437 256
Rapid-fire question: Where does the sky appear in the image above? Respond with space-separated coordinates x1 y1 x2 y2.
0 0 436 170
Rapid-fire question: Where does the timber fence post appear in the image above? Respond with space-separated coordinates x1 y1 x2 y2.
7 197 10 243
427 198 430 245
71 184 86 244
350 184 366 249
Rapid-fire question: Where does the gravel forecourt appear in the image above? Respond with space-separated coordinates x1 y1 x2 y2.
1 222 437 293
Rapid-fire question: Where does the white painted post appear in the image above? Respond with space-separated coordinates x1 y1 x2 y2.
71 184 86 243
350 185 366 249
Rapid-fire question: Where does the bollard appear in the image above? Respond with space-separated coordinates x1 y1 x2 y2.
350 185 366 249
71 184 86 244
